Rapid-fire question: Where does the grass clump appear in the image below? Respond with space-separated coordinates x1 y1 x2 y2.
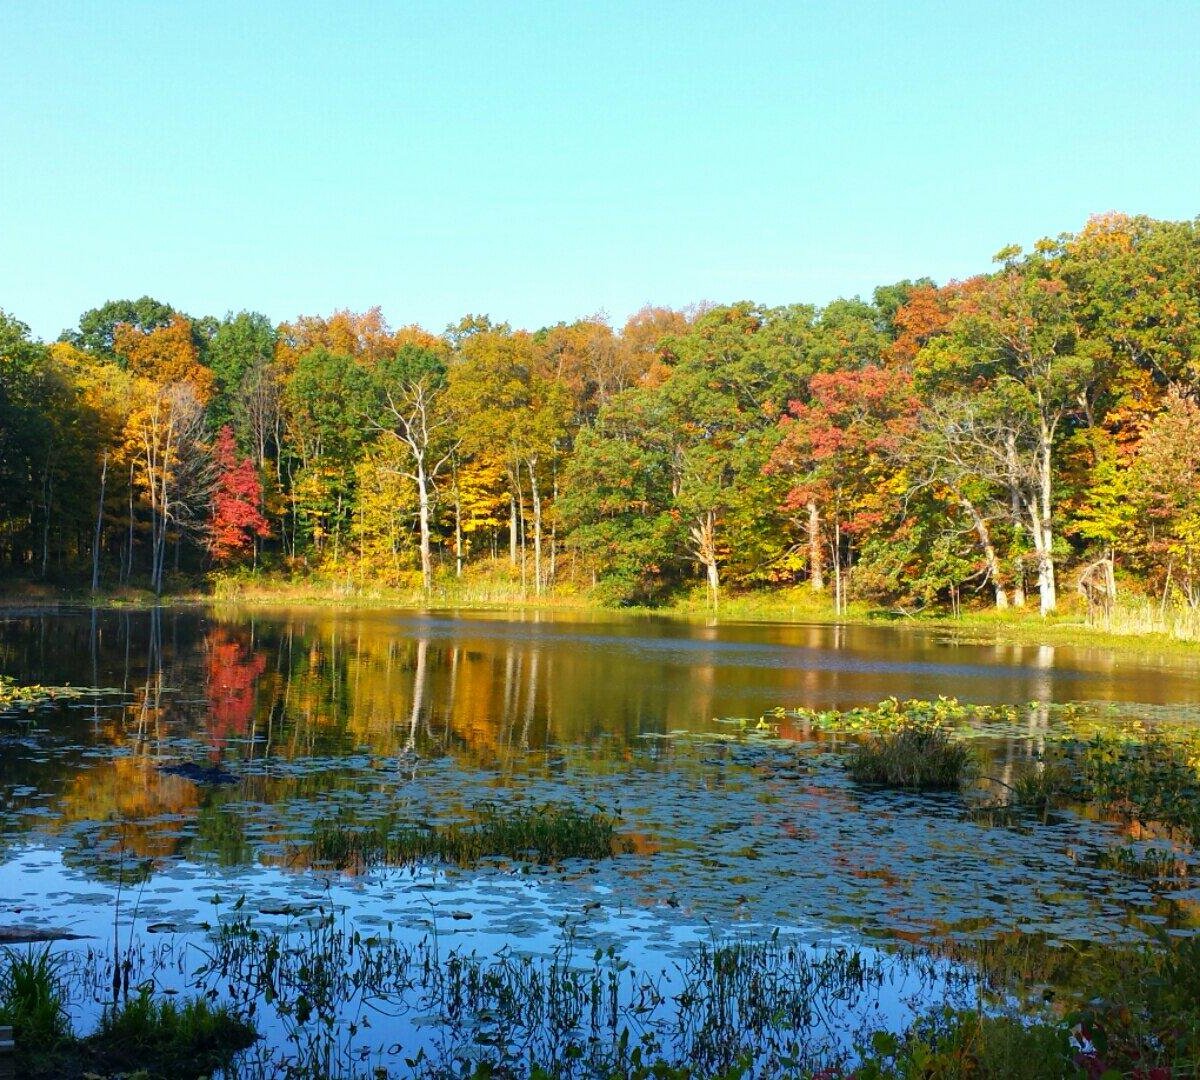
1008 760 1075 814
0 945 71 1051
309 800 628 870
84 989 257 1079
0 948 255 1080
847 722 975 790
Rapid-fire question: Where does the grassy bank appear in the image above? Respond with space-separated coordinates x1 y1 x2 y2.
4 566 1199 654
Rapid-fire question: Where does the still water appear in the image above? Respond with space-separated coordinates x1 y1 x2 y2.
1 606 1199 1074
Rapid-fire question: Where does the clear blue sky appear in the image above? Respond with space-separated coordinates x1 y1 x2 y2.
2 0 1198 342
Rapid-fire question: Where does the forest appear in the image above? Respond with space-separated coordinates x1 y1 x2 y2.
1 211 1199 622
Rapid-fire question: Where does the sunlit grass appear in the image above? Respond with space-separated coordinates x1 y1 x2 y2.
308 801 628 870
847 723 976 790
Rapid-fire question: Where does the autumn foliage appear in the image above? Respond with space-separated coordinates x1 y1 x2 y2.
209 425 269 562
4 212 1200 618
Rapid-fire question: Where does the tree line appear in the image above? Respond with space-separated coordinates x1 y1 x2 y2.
2 212 1198 615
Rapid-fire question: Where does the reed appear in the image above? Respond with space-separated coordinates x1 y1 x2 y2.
308 801 627 870
847 723 976 790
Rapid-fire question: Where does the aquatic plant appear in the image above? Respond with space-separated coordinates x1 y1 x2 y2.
1095 843 1193 881
307 801 628 870
846 722 976 790
0 945 71 1051
1007 759 1075 814
1079 735 1200 844
853 1008 1078 1080
789 697 1018 736
87 989 258 1078
0 674 107 717
199 908 963 1079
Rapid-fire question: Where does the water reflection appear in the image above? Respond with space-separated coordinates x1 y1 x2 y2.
2 606 1200 905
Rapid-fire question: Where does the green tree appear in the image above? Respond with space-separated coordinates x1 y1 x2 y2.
62 296 177 359
282 347 375 563
206 312 278 435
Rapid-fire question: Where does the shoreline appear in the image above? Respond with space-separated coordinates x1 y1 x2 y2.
1 578 1197 657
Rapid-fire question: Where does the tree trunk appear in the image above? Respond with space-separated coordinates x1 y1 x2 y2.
40 449 53 579
452 460 464 578
549 463 558 586
807 500 824 590
959 496 1008 609
528 457 542 597
689 511 720 611
416 457 433 594
832 518 843 616
92 452 108 592
1037 431 1057 614
509 492 518 568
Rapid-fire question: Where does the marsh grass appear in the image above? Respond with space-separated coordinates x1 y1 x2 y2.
85 989 257 1078
847 723 976 790
0 946 255 1079
0 945 71 1050
308 801 627 871
1095 843 1194 880
1007 760 1075 815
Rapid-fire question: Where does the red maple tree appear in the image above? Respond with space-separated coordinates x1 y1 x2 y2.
209 426 270 562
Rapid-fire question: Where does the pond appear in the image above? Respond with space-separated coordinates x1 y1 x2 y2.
2 606 1199 1077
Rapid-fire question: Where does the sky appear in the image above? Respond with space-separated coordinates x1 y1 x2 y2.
2 0 1198 343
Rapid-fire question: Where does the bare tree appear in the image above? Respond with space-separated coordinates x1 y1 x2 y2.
374 371 459 594
131 382 213 595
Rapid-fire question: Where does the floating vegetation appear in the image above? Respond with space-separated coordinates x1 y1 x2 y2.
1079 734 1200 844
307 801 629 870
0 674 117 717
788 697 1019 736
846 722 976 790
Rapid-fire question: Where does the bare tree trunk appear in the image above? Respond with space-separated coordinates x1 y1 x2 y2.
528 457 542 597
807 500 824 590
1036 430 1057 614
689 511 720 611
515 470 527 597
416 458 432 593
832 518 843 616
959 496 1008 608
124 459 135 586
92 451 108 592
509 492 518 568
549 463 558 586
452 459 464 578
